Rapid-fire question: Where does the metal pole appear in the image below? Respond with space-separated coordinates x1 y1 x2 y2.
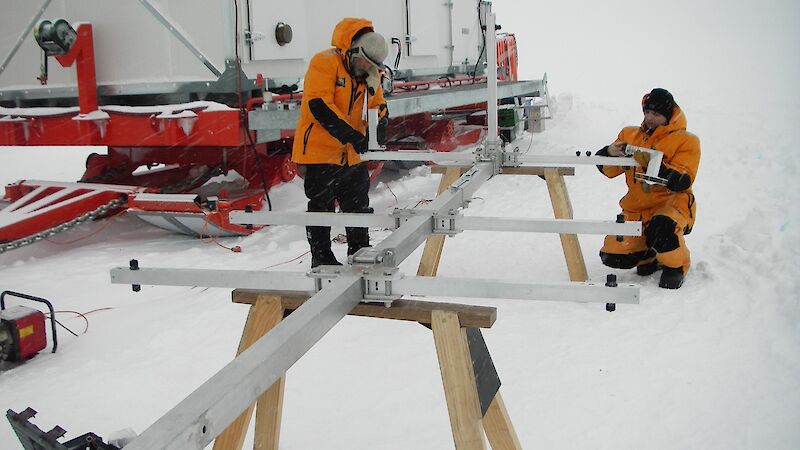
483 1 499 145
138 0 223 78
0 0 54 79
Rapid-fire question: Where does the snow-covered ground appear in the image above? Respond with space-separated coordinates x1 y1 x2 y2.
2 0 799 449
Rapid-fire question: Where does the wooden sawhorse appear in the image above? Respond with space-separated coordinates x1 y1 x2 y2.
213 291 521 450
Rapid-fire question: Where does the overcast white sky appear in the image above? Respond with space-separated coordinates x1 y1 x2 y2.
497 0 800 108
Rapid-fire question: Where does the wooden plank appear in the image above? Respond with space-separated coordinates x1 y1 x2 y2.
483 392 523 450
543 168 589 282
417 166 463 277
214 296 284 450
432 310 487 450
233 290 497 329
431 165 574 177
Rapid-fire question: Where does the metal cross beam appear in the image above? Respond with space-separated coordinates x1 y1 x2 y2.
229 211 641 236
110 266 639 305
360 150 640 168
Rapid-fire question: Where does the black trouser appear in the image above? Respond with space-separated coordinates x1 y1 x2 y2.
303 163 372 259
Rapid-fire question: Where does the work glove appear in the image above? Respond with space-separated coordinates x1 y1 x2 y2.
633 150 651 168
351 132 369 154
377 116 388 145
607 141 627 157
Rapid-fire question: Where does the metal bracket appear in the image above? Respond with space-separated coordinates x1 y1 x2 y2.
362 267 403 306
308 265 348 292
391 208 420 229
307 265 402 306
432 213 460 236
244 29 265 45
348 247 396 267
502 146 522 168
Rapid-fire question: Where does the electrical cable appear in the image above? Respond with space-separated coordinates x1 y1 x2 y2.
199 215 242 252
473 1 486 82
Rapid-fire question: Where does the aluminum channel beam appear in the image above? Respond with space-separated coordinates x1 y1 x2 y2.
229 211 396 229
110 267 315 292
484 2 499 145
361 150 641 168
394 276 639 304
122 276 363 450
453 216 640 235
247 80 543 142
229 211 641 236
110 267 639 305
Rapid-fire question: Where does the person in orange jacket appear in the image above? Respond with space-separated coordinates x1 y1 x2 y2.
292 18 389 267
595 88 700 289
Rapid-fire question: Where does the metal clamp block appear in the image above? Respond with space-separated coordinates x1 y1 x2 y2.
308 265 347 292
391 208 420 229
433 213 461 236
362 266 404 306
502 147 522 167
348 247 396 267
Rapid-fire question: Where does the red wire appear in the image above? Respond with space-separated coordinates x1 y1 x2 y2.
199 215 242 253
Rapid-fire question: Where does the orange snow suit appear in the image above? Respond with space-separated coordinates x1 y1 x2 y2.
291 18 387 166
597 104 701 273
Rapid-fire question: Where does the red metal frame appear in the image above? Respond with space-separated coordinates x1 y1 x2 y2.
0 28 521 245
54 23 98 115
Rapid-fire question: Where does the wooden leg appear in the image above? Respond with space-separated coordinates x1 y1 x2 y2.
544 168 589 282
483 392 523 450
253 376 285 450
417 167 463 277
432 310 486 450
213 296 284 450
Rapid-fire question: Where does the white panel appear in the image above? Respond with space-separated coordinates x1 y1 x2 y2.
249 0 307 61
451 0 482 66
406 0 441 56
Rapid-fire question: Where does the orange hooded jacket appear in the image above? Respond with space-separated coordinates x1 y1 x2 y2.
291 18 387 166
599 104 701 226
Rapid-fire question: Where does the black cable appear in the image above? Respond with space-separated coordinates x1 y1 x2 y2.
391 37 402 69
473 1 486 82
53 318 79 337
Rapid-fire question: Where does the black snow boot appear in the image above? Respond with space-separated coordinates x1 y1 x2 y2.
636 259 661 276
345 227 370 256
307 226 341 268
659 266 685 289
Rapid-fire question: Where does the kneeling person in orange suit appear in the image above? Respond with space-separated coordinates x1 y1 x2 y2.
595 88 701 289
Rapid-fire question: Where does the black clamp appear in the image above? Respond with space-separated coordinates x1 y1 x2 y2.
129 259 140 292
605 274 617 312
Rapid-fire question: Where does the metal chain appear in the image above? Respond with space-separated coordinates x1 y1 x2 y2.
0 197 126 254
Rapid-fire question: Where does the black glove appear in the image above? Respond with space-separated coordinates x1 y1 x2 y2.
351 132 369 154
376 116 388 146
